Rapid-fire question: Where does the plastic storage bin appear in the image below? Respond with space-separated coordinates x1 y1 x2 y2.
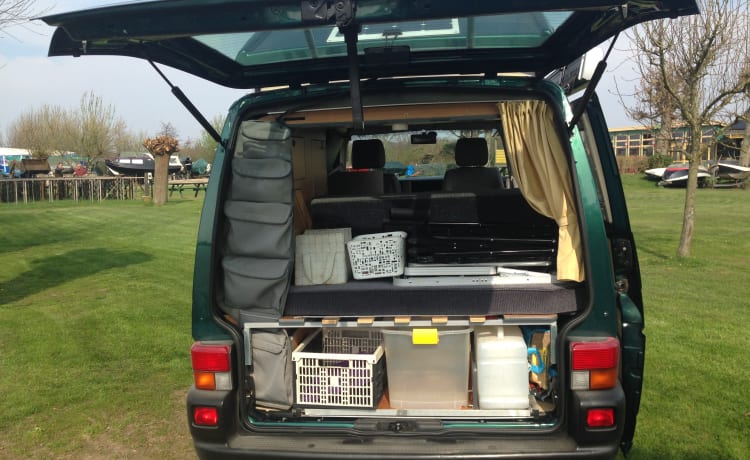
346 231 406 279
293 329 385 408
474 326 530 410
381 328 471 409
295 228 352 285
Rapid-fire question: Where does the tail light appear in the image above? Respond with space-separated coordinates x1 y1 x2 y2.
586 408 615 428
570 337 619 390
191 342 232 391
193 406 220 426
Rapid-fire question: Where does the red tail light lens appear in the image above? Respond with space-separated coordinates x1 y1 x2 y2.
571 338 619 370
191 343 231 372
193 406 219 426
570 338 620 390
586 408 615 428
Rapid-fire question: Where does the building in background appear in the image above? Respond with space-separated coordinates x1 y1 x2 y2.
609 122 745 161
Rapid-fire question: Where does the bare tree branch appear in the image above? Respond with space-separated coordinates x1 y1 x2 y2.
0 0 40 29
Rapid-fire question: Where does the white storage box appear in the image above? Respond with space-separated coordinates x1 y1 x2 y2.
346 231 406 279
474 326 530 410
295 228 351 285
293 329 385 408
381 328 471 409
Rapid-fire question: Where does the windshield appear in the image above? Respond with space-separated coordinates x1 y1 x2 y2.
351 129 506 180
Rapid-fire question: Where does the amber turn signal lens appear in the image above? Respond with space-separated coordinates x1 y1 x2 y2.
194 371 216 390
589 368 618 390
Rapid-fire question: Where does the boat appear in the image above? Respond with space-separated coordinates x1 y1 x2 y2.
644 167 666 181
106 153 182 176
658 161 710 187
9 158 51 178
710 159 750 181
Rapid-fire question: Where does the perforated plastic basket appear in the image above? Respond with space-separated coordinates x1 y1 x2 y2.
323 328 384 354
346 231 406 279
293 330 385 408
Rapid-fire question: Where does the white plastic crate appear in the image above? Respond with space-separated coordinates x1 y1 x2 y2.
346 231 407 279
293 330 385 408
323 328 384 354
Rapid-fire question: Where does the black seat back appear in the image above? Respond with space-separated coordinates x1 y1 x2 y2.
442 138 502 192
328 139 400 195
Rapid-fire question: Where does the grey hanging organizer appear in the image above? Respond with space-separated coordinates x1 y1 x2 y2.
222 121 294 322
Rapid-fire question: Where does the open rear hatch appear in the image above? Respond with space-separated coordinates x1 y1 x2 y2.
43 0 698 88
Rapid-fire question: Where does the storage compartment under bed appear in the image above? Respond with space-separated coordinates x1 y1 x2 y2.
245 316 558 420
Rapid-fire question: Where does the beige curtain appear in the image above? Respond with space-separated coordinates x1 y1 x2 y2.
498 100 584 282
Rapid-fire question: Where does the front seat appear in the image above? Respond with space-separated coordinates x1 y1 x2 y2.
442 138 503 192
328 139 400 195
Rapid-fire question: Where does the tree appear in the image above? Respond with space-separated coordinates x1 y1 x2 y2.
739 118 750 166
180 115 225 163
113 123 148 154
629 0 750 257
143 135 179 206
69 91 122 165
7 104 75 157
7 93 139 169
159 121 179 139
0 0 38 31
617 65 680 159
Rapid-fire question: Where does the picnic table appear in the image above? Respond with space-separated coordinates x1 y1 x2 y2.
168 178 209 197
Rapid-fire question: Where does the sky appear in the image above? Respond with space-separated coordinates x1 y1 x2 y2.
0 0 640 146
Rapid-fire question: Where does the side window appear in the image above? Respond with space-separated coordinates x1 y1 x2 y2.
576 113 613 224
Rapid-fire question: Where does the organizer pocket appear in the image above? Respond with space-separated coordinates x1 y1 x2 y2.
224 200 292 258
222 256 290 314
234 121 291 158
251 330 294 410
240 138 292 160
231 157 292 203
240 120 290 143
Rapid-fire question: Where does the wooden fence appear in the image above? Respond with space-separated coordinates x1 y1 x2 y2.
0 177 146 204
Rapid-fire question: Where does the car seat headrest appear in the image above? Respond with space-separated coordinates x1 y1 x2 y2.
455 138 489 167
352 139 386 169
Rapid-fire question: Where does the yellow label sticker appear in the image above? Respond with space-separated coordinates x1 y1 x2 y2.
412 328 439 345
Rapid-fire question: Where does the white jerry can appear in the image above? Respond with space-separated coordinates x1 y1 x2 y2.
474 326 530 410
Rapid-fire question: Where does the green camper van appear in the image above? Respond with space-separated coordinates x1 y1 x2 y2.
44 1 698 458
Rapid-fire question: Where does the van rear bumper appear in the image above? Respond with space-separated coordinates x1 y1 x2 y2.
188 387 625 460
194 432 618 460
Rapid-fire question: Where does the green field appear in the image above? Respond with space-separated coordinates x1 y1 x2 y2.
1 178 749 459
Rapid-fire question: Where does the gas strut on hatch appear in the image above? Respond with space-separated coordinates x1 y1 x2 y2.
147 58 224 147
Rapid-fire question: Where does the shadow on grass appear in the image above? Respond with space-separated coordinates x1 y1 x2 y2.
0 248 152 305
1 224 83 254
636 245 671 261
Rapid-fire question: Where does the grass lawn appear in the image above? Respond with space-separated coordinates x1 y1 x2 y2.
618 176 750 459
1 178 749 458
0 196 202 459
